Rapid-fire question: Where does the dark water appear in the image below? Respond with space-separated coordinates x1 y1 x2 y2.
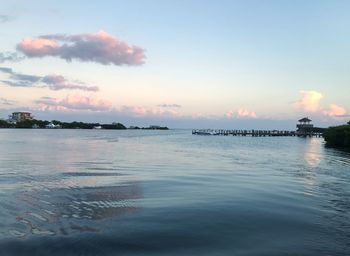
0 129 349 255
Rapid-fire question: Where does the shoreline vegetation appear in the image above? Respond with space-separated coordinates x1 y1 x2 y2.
324 121 350 149
1 117 349 149
0 119 169 130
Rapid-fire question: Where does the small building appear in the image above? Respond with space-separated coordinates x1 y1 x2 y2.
296 117 314 136
9 112 33 123
45 122 61 129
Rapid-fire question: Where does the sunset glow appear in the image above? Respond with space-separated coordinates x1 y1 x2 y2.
1 1 349 128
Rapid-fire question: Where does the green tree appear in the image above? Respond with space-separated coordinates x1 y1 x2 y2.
324 124 350 149
0 120 13 128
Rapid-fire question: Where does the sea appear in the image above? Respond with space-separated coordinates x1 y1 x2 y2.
0 129 349 256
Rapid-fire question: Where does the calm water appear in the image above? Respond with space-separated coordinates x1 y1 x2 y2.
0 129 349 255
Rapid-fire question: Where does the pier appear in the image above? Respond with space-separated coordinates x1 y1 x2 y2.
192 117 324 137
192 129 323 137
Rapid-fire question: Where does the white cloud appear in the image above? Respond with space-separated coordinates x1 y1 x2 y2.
294 90 323 112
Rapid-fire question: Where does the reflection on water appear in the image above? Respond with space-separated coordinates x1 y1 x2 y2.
294 138 322 194
0 130 349 255
304 138 322 168
300 139 350 253
0 130 144 240
6 182 142 239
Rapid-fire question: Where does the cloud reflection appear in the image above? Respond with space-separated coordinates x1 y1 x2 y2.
11 182 142 238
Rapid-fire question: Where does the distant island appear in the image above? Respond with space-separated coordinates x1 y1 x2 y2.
128 125 169 130
0 112 169 130
324 121 350 149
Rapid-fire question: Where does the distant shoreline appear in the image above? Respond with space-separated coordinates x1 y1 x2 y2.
0 119 169 130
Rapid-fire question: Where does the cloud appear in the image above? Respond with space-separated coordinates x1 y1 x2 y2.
293 90 348 118
17 31 146 66
34 97 182 118
323 104 347 117
12 73 41 82
0 52 25 63
0 67 13 74
0 97 16 106
42 75 99 91
157 104 182 108
294 90 323 112
226 108 257 118
120 105 181 118
0 15 11 23
35 94 112 112
0 67 99 91
1 80 35 87
237 108 257 118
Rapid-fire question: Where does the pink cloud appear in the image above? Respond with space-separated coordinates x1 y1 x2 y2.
237 108 257 118
18 37 59 57
226 108 257 118
17 31 146 66
294 90 323 112
293 90 348 118
225 110 235 118
323 104 347 117
120 105 181 118
36 94 112 112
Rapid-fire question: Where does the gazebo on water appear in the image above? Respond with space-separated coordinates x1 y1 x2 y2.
296 117 314 136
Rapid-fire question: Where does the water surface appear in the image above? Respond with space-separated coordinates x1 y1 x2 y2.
0 129 349 255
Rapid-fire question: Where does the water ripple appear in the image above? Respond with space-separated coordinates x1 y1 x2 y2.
0 130 349 255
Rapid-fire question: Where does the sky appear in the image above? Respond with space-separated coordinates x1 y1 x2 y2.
0 0 349 129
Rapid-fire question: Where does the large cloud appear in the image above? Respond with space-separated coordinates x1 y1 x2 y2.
294 90 323 112
17 31 146 66
293 90 348 118
0 67 99 91
36 94 112 112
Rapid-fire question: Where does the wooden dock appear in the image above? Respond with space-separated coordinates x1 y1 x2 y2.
192 129 323 137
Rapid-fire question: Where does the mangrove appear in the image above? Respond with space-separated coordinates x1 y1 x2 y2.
324 121 350 149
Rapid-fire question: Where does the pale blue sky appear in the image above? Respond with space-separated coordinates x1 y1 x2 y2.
0 0 349 128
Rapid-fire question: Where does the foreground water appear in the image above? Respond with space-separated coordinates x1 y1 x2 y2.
0 129 349 255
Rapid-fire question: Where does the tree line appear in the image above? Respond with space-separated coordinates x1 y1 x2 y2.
0 119 127 129
324 121 350 149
